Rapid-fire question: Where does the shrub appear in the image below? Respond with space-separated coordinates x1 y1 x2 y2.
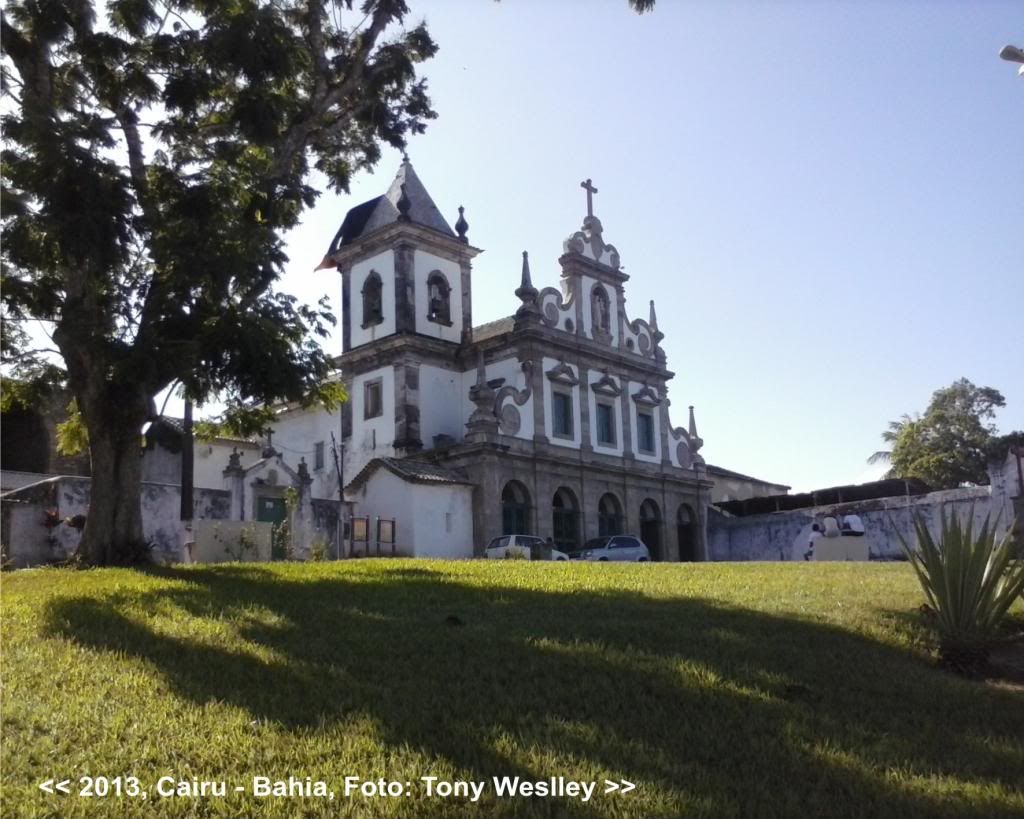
897 508 1024 675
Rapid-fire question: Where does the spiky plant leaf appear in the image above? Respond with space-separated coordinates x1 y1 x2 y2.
896 506 1024 671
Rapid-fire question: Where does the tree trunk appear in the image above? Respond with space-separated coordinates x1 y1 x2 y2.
78 402 150 567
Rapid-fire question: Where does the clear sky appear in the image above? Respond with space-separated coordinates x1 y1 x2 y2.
272 0 1022 493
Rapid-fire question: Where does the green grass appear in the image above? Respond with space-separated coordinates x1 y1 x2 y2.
2 561 1022 818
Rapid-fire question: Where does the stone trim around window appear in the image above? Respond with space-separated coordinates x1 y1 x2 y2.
545 360 579 386
551 388 575 440
595 399 617 447
363 377 384 420
631 383 661 406
590 371 622 397
636 407 656 455
425 270 453 327
361 270 384 329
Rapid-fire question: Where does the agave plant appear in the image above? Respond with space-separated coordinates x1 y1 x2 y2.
897 507 1024 675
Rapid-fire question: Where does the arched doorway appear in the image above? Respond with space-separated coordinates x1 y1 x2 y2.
677 504 697 562
552 488 579 552
502 481 531 534
640 499 662 560
597 493 623 536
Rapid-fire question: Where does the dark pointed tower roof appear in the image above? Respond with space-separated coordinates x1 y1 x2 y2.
327 159 455 253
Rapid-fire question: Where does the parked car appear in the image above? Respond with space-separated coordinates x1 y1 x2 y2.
485 535 570 561
570 535 651 562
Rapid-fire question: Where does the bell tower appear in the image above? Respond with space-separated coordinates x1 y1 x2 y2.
316 159 480 469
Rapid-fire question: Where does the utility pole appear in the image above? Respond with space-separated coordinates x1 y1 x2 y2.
180 398 195 559
331 430 346 559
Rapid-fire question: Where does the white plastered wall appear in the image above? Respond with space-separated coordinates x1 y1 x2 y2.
349 250 395 350
193 440 262 490
345 365 396 479
350 468 473 558
414 250 462 343
268 405 341 500
420 363 465 446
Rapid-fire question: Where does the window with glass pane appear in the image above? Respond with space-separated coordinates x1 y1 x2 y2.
552 391 573 438
314 441 325 470
637 410 655 453
364 380 382 419
596 402 615 446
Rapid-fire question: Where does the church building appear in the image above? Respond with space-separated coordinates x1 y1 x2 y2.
268 159 787 559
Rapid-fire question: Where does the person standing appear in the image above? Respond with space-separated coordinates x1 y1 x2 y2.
805 523 823 561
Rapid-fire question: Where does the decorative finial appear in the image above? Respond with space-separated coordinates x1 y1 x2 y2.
520 251 534 291
688 405 704 459
475 348 487 388
455 205 468 243
396 182 411 220
514 251 539 322
402 151 411 164
649 299 664 344
580 178 598 218
466 348 499 439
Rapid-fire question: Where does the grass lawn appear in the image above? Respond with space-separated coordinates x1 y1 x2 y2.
2 560 1022 818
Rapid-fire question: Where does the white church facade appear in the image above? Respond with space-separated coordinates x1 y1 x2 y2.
263 160 787 559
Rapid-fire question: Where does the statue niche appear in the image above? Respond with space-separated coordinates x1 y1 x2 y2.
591 284 612 343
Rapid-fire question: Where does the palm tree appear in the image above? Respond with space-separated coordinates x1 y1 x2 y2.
867 414 918 476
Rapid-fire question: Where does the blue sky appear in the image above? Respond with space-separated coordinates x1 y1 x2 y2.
274 0 1023 492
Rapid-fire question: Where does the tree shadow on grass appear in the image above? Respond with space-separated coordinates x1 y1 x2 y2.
43 563 1024 818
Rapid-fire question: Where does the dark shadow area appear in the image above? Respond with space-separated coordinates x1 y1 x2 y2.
43 564 1024 818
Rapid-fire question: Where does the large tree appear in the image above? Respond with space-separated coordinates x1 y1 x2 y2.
1 0 437 565
869 378 1007 489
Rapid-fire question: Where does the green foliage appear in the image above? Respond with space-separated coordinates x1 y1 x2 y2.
214 524 259 562
2 0 427 561
3 562 1023 817
870 378 1006 489
270 521 292 561
897 507 1024 673
986 430 1024 465
55 399 89 457
0 315 63 412
193 379 346 442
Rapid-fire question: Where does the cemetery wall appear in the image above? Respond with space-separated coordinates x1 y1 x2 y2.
708 486 996 562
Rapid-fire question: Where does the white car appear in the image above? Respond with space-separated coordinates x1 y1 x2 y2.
485 535 570 561
571 535 651 562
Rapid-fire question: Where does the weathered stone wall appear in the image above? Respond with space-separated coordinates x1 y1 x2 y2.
1 477 230 567
708 486 995 562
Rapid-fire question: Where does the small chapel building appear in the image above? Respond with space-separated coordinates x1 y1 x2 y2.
262 159 787 560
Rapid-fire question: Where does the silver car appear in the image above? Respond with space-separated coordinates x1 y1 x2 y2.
485 535 570 561
571 535 651 562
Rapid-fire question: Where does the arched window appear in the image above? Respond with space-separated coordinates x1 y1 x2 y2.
426 271 451 325
552 487 579 552
677 504 696 562
640 498 662 561
591 284 610 335
598 493 623 537
361 271 383 328
501 481 531 535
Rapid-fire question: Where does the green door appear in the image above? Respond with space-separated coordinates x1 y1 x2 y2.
257 496 287 524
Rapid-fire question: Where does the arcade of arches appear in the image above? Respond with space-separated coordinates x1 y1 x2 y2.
499 480 702 561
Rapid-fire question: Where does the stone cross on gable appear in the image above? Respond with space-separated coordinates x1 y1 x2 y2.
580 178 598 218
